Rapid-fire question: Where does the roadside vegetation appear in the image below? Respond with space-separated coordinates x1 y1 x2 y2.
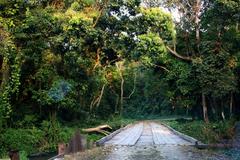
0 117 134 158
162 119 236 144
0 0 240 158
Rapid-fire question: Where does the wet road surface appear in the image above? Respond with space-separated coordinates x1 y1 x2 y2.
64 121 232 160
104 121 193 146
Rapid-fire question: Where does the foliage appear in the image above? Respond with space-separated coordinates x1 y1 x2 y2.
0 125 76 157
0 0 240 157
163 119 235 143
19 151 28 160
0 128 43 156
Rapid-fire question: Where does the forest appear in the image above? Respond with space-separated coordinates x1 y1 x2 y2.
0 0 240 159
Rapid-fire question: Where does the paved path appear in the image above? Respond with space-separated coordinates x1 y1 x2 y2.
104 121 193 146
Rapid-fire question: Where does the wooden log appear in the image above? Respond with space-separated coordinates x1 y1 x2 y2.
82 124 112 135
82 125 112 132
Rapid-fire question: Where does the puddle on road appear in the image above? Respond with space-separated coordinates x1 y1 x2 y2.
65 145 232 160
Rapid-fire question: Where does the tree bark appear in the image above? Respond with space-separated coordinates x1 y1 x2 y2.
96 84 106 107
116 62 124 116
221 100 225 120
202 93 209 123
195 0 201 54
166 46 192 61
89 84 106 112
92 0 109 28
120 73 124 116
82 124 112 135
230 92 233 118
115 95 119 114
0 57 9 92
124 72 137 99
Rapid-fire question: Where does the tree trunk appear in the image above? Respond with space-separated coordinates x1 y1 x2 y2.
210 97 217 120
191 106 196 120
221 100 226 121
0 57 9 92
236 22 239 32
230 92 233 118
202 93 209 123
116 62 124 117
119 74 124 116
115 95 119 114
195 0 201 54
96 84 106 107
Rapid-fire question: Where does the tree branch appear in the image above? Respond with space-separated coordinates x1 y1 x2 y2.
151 63 170 72
166 46 192 61
124 72 137 99
140 62 170 72
96 84 106 107
92 0 109 28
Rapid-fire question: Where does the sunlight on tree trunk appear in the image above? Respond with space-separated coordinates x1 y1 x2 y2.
195 0 201 54
0 58 9 92
116 62 124 117
96 84 106 108
124 72 137 99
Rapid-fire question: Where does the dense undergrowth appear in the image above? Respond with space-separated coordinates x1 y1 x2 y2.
162 119 236 144
0 117 134 158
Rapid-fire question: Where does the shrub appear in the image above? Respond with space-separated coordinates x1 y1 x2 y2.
163 119 235 144
1 128 44 156
39 120 75 151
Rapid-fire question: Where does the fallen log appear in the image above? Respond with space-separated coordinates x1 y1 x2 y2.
82 125 112 136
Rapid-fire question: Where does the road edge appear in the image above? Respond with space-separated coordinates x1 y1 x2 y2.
96 122 135 146
158 121 205 146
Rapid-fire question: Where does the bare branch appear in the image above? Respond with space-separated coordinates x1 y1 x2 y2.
93 48 101 70
96 84 106 107
116 62 124 116
124 72 137 99
166 46 192 61
151 63 170 72
92 0 109 28
140 62 170 72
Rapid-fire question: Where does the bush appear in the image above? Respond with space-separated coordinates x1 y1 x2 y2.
19 151 28 160
39 120 75 152
163 119 235 143
0 123 76 158
1 128 44 156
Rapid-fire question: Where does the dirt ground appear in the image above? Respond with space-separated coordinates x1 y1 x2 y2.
64 145 230 160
